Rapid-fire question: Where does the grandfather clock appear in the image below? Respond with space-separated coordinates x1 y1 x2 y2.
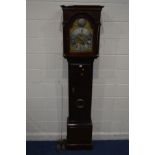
61 5 103 149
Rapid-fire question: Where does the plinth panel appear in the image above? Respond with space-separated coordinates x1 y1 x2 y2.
66 118 92 149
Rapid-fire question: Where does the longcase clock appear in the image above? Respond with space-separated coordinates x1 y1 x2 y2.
61 5 103 149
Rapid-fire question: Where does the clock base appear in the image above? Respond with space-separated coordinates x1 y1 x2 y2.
66 118 92 150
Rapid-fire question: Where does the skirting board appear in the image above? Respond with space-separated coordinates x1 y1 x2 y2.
26 132 129 141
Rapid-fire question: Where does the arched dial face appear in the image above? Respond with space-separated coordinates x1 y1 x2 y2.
70 18 93 52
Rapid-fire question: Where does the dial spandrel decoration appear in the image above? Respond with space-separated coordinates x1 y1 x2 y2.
70 18 93 52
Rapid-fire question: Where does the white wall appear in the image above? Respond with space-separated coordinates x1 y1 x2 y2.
26 0 129 140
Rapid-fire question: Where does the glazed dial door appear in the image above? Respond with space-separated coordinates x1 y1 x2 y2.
70 18 93 53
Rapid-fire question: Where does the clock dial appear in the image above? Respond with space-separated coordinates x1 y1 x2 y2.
70 18 93 52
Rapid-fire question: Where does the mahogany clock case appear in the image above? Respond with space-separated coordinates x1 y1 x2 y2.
61 5 103 149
